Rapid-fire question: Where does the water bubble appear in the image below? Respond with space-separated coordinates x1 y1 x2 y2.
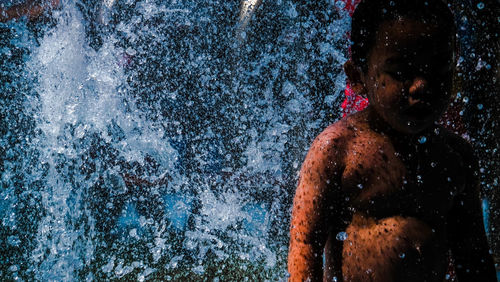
334 1 345 9
430 162 436 168
129 228 138 238
7 235 21 246
336 232 348 241
357 183 363 189
418 136 427 144
462 96 469 103
434 128 440 135
399 253 405 258
477 104 484 110
477 2 485 9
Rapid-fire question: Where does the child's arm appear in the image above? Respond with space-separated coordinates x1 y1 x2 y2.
288 127 345 281
0 0 59 23
446 145 496 280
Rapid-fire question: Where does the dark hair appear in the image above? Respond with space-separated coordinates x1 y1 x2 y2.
351 0 456 71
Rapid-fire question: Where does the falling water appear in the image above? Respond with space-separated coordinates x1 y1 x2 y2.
1 0 350 280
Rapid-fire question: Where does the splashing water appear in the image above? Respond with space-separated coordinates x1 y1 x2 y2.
2 0 500 279
1 0 350 280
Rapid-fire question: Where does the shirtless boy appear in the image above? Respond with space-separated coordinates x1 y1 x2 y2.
288 0 496 281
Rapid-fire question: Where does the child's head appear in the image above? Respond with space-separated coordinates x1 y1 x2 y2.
346 0 457 134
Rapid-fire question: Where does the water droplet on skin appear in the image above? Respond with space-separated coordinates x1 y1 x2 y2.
336 231 348 241
418 136 427 144
477 2 485 9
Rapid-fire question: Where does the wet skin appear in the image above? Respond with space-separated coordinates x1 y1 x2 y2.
288 18 496 281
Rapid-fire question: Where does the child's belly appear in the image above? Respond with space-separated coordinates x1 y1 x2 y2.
340 214 448 282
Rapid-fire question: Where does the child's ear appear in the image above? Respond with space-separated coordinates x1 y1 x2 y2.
344 60 367 97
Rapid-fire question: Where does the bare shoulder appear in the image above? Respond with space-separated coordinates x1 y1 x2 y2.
437 126 477 168
306 117 357 163
315 112 367 146
436 126 479 195
296 118 360 192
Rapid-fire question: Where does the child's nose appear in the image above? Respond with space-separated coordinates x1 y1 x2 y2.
407 77 429 104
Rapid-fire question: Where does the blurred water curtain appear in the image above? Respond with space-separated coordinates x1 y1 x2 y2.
0 0 349 280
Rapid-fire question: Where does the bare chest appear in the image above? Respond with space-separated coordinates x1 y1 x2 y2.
340 135 466 223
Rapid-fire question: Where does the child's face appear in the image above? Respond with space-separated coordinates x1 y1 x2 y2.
363 18 455 134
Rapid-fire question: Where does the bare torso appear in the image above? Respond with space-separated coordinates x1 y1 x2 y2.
325 111 468 281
